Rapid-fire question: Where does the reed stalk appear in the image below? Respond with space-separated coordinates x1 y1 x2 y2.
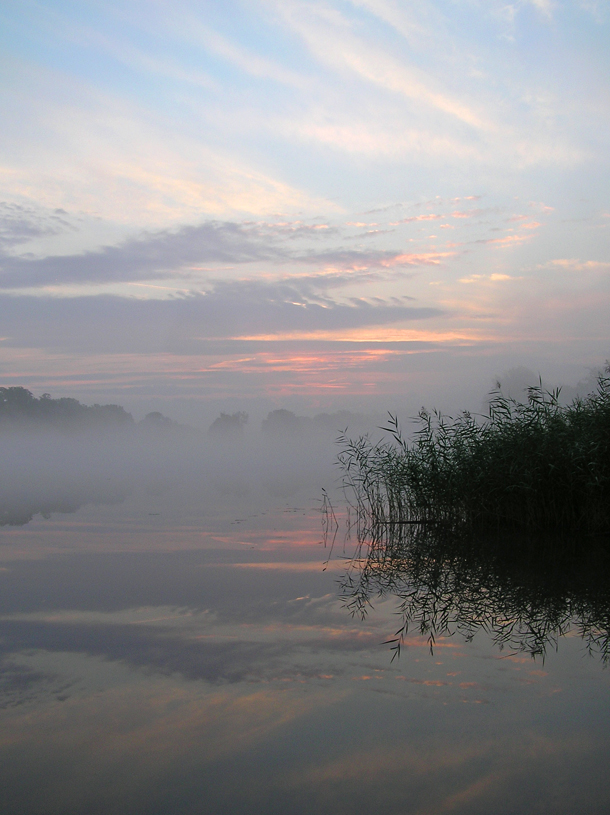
337 368 610 537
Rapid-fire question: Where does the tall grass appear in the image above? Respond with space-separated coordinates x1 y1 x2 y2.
337 368 610 537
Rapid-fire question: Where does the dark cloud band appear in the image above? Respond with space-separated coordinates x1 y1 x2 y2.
0 285 444 353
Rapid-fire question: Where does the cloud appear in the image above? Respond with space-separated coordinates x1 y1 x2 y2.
0 277 445 353
451 210 482 219
177 19 309 89
475 234 532 247
528 0 555 19
297 249 454 272
344 0 441 52
0 222 284 289
0 202 74 250
537 259 610 272
459 273 516 283
392 214 442 224
272 0 490 129
1 60 332 225
0 217 455 290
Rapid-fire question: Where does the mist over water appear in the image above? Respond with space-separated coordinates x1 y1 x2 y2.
0 403 378 528
1 382 610 815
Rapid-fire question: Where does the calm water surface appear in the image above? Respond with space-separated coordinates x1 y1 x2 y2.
1 451 610 814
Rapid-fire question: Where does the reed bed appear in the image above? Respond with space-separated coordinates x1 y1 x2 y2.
337 368 610 538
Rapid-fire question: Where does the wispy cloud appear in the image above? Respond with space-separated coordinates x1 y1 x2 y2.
537 258 610 272
392 214 442 224
297 249 454 272
177 20 310 89
475 234 532 247
1 62 332 225
0 217 455 290
271 0 490 129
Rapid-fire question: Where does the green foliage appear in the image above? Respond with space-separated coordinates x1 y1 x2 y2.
337 368 610 536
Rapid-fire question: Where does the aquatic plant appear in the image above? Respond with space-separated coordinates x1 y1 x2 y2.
337 368 610 537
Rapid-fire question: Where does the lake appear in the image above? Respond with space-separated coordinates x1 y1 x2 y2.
1 433 609 814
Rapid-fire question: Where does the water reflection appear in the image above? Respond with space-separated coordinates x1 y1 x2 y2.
2 477 610 814
338 522 610 662
0 482 130 526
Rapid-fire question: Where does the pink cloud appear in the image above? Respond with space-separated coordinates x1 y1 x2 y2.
392 214 442 224
380 251 455 267
476 234 531 247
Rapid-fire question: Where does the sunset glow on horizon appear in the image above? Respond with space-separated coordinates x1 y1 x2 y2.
1 0 608 422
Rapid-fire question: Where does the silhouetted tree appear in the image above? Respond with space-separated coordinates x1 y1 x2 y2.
0 387 134 430
208 411 248 437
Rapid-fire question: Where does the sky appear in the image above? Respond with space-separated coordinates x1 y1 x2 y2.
0 0 609 424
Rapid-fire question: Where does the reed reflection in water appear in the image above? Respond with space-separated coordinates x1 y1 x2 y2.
334 516 610 663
